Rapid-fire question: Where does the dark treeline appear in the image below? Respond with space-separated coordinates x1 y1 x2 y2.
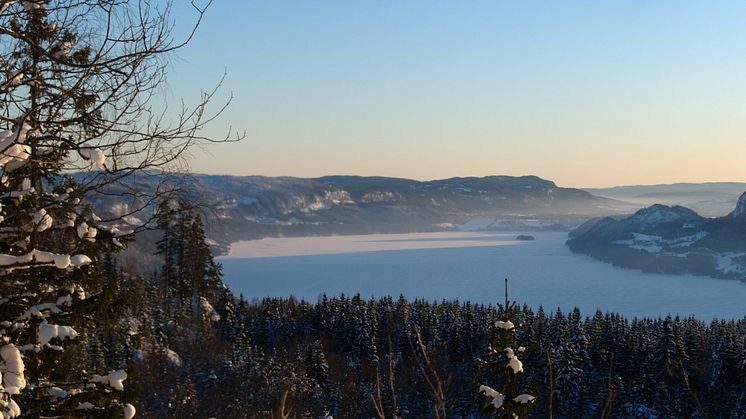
83 201 746 418
173 296 746 418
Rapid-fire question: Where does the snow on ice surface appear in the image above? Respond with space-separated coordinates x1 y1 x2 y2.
223 232 523 259
220 232 746 321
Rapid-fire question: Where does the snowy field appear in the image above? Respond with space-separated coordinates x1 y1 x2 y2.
219 232 746 320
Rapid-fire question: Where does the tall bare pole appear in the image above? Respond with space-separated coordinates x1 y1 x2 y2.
505 277 509 314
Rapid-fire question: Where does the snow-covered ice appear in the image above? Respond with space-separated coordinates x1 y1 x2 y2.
223 232 522 259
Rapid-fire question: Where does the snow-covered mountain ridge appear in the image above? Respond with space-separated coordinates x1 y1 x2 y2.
567 193 746 280
88 173 631 252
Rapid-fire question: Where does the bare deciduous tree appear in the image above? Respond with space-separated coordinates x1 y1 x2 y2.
0 0 239 417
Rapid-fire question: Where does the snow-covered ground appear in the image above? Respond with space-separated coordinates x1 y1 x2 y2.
219 232 746 320
611 231 711 252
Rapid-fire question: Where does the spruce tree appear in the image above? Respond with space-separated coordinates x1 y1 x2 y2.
479 280 535 418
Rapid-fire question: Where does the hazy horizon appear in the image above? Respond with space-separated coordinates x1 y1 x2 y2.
185 169 746 190
170 1 746 188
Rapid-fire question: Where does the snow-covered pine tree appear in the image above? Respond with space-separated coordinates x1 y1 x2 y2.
479 279 535 418
0 1 234 417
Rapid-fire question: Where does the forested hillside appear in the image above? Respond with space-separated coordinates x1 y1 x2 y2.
2 2 744 417
85 173 632 253
106 203 746 418
568 193 746 280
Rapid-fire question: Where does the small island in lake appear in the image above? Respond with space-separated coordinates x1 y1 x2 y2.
516 235 536 241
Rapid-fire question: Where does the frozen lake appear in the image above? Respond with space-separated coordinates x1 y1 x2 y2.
218 231 746 320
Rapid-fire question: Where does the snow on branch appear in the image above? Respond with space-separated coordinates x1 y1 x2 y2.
78 148 106 170
0 249 91 269
91 369 128 391
38 321 79 346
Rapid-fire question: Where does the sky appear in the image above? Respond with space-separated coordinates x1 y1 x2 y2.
167 1 746 188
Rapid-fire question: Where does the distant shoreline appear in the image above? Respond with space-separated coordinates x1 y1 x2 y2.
218 231 529 259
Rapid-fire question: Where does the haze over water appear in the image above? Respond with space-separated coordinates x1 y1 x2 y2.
219 231 746 321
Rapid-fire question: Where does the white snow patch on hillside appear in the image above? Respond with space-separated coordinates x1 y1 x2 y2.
613 231 709 252
613 233 663 252
669 231 709 248
632 208 686 225
362 191 398 203
716 253 746 274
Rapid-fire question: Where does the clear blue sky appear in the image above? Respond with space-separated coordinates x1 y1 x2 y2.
168 1 746 187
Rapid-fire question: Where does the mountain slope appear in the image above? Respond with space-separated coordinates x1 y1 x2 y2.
567 192 746 280
90 173 630 251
